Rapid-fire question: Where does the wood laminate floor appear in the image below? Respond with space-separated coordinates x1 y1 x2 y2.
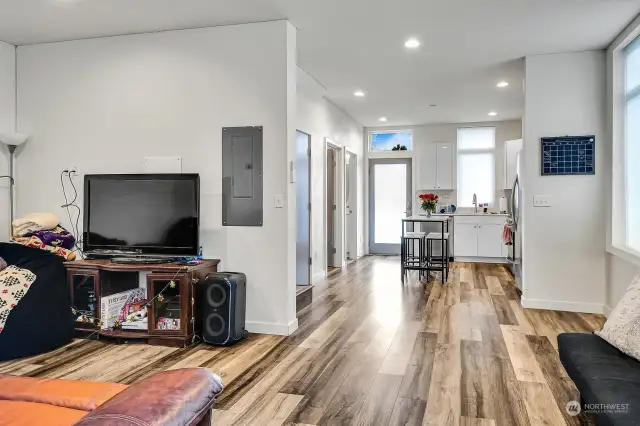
0 257 605 426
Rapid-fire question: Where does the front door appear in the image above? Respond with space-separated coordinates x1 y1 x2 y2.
369 158 412 254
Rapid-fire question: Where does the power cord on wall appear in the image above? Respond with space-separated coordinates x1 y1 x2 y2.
60 170 83 256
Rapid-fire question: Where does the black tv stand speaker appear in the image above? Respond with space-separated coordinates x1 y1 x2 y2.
199 272 247 346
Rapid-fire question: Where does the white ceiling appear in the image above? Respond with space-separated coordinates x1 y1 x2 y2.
0 0 638 127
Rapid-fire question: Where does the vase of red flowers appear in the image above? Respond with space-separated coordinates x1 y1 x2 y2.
419 193 439 217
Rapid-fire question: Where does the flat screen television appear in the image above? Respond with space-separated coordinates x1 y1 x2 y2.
83 174 200 256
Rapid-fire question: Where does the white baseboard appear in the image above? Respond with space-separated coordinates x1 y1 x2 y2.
454 256 508 264
246 318 299 336
521 297 604 314
603 304 613 317
312 271 326 281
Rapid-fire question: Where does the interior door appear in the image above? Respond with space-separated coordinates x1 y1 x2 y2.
345 152 357 260
477 224 503 257
369 158 412 254
327 147 336 266
296 131 311 285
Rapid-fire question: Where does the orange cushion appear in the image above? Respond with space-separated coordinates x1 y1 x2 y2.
0 375 127 411
0 400 87 426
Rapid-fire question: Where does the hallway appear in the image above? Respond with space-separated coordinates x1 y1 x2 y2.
214 256 605 425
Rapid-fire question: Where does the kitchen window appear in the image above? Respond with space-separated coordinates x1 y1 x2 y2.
625 36 640 253
457 127 496 207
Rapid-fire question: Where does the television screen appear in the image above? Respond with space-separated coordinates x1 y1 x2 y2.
83 174 199 255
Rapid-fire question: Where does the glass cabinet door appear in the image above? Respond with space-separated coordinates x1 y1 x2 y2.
68 271 99 328
147 274 187 335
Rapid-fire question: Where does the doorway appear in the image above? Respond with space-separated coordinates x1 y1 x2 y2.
345 151 358 262
326 145 338 272
295 131 311 286
369 158 412 254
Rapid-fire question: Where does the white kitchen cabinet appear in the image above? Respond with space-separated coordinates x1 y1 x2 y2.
454 223 479 256
454 216 508 260
436 143 454 190
477 224 503 257
419 143 454 190
421 144 438 189
504 139 522 189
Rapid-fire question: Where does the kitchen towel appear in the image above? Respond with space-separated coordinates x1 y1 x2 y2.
502 224 513 245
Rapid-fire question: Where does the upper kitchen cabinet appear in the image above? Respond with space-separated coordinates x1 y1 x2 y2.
419 143 454 190
504 139 522 189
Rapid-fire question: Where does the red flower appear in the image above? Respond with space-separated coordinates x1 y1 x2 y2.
419 193 439 202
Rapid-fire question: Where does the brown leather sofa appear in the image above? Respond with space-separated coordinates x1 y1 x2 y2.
0 368 223 425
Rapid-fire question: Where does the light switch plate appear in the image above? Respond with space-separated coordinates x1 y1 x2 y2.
533 195 552 207
274 194 285 208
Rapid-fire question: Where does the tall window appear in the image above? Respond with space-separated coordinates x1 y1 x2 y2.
625 36 640 252
457 127 495 207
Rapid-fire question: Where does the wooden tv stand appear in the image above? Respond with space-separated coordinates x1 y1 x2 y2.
64 259 220 347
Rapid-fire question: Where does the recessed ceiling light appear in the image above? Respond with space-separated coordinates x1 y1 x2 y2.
488 111 498 116
404 38 420 49
428 104 437 107
354 90 365 97
379 117 388 122
496 81 509 88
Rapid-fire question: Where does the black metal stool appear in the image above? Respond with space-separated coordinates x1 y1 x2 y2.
426 232 449 283
401 231 425 281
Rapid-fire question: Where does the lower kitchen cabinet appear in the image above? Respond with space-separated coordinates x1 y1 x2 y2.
454 216 508 261
454 223 479 257
477 224 504 257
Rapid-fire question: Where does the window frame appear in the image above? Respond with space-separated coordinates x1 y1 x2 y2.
368 129 413 152
456 126 496 208
609 24 640 267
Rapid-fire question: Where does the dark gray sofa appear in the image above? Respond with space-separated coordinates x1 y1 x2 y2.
558 333 640 426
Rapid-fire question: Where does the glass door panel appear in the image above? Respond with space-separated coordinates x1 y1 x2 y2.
369 158 412 254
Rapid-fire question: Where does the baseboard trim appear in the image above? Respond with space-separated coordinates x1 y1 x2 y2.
246 318 299 336
454 256 508 264
312 271 326 281
521 297 604 314
603 304 613 317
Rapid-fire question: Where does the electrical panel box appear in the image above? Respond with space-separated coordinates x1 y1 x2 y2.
222 126 263 226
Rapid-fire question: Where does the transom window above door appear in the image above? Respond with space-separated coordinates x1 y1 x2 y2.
369 130 413 152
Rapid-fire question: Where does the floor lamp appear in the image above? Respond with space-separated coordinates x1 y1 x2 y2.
0 133 29 236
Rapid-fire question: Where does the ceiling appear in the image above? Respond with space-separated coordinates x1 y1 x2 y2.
0 0 638 127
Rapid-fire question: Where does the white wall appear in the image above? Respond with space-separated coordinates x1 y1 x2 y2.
604 13 640 315
522 51 606 313
296 68 364 280
16 21 299 335
605 253 639 314
0 41 15 242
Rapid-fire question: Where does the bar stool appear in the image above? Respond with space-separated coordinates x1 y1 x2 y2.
426 232 449 283
401 231 425 281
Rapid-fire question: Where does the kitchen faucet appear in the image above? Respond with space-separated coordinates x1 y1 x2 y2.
473 193 478 213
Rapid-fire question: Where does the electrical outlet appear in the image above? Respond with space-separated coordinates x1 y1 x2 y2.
533 195 552 207
68 166 79 177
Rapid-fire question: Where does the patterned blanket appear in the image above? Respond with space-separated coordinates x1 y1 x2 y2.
0 265 37 333
11 231 76 261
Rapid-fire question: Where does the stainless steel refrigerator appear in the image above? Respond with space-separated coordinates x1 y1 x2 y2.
507 152 522 290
